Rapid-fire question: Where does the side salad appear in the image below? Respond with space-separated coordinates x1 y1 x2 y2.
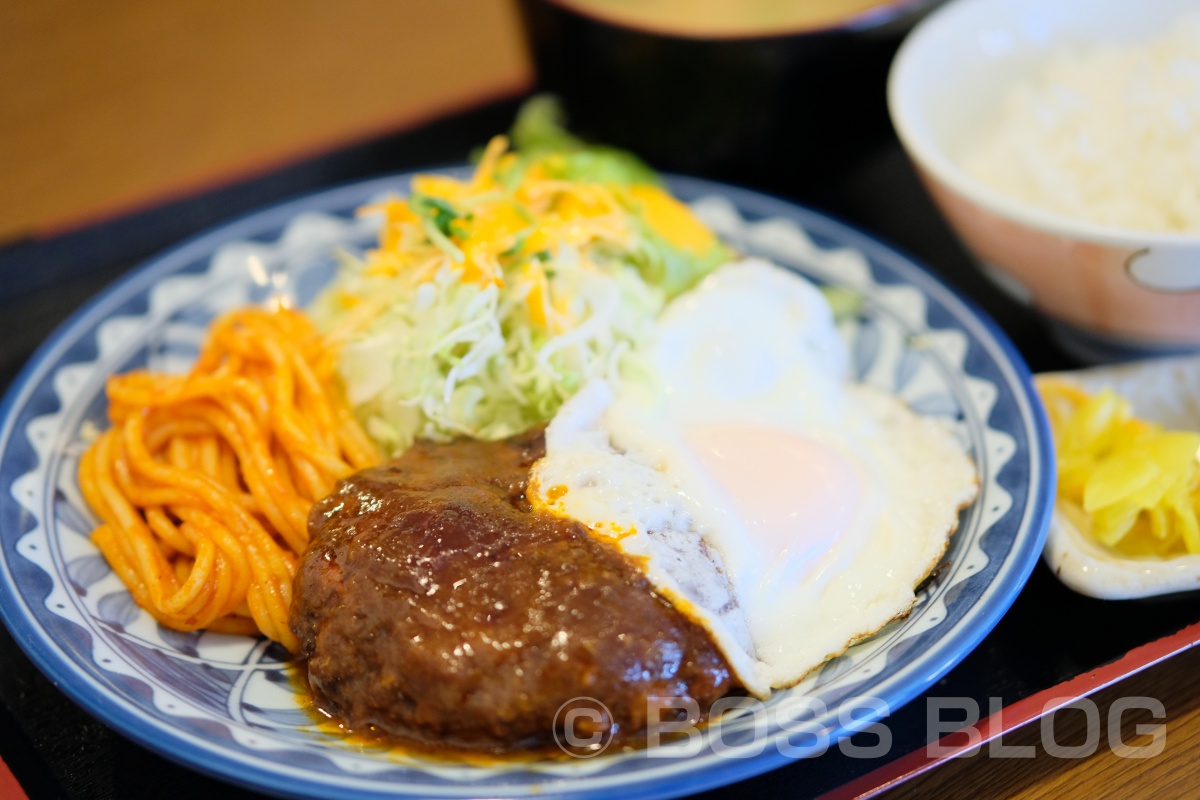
311 98 732 454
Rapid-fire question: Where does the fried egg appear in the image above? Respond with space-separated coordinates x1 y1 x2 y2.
528 259 979 697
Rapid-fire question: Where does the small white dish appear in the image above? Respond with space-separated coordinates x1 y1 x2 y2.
1042 356 1200 599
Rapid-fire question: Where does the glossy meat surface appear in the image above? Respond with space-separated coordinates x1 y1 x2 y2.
290 427 736 754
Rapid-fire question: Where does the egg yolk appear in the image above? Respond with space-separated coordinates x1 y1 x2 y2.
684 424 861 577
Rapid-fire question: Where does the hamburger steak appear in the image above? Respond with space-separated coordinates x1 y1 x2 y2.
290 426 738 754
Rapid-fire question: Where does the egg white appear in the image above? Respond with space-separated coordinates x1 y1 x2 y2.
528 259 979 696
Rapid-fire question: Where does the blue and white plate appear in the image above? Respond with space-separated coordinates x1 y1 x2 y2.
0 173 1054 799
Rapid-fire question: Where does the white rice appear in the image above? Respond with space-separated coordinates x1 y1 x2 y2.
960 15 1200 233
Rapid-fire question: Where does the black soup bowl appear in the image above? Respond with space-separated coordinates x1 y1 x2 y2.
518 0 946 196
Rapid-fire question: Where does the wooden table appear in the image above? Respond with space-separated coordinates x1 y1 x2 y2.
0 0 531 243
883 641 1200 799
1 2 1196 798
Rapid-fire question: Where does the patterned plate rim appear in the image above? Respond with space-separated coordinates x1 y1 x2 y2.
0 171 1056 800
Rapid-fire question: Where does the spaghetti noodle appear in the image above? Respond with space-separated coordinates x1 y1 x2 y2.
78 307 378 651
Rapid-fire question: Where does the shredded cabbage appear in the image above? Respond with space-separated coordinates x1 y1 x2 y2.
310 100 732 455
